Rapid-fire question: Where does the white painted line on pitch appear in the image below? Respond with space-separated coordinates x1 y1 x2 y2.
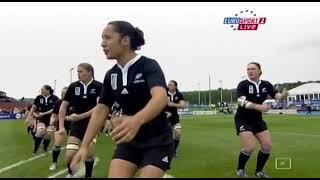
47 157 100 178
163 173 175 178
272 132 320 137
0 147 65 174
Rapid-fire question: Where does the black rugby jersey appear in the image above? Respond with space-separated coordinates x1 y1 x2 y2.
99 55 172 147
33 94 59 120
165 91 184 117
52 99 73 116
34 95 59 113
235 79 277 121
64 79 102 114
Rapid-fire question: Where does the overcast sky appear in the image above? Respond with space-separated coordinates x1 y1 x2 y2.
1 2 320 99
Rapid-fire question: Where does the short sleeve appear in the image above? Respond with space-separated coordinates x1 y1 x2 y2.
63 84 73 103
33 96 40 107
98 72 114 108
236 81 247 98
96 81 103 97
52 100 61 115
267 81 277 98
143 59 167 90
178 92 185 101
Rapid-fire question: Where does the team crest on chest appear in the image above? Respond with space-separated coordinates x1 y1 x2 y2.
40 98 44 104
262 87 267 93
75 87 81 96
135 73 142 80
249 85 254 94
133 73 145 84
111 73 117 90
90 88 96 94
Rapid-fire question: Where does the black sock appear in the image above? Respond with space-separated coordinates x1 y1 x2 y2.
27 126 31 134
33 137 43 154
256 150 270 172
31 131 36 140
42 139 51 151
85 156 95 178
174 139 180 154
67 162 73 175
237 150 251 170
52 145 61 163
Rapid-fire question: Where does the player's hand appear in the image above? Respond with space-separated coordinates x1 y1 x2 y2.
24 118 29 125
70 147 89 172
58 128 66 135
168 102 175 107
69 113 81 121
32 126 36 133
110 114 126 129
33 113 39 118
104 120 111 130
110 115 142 144
256 103 270 112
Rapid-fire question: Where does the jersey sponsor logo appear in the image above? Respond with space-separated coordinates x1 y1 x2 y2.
239 125 245 131
111 73 117 90
249 85 254 94
162 156 169 163
121 88 129 94
111 101 121 111
75 87 81 96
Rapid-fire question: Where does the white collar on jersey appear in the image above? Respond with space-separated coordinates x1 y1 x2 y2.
247 78 262 93
168 91 177 96
116 54 142 86
168 91 177 102
79 78 94 87
79 78 94 95
41 95 51 104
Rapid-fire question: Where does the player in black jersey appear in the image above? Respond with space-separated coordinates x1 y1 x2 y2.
58 63 102 178
48 87 72 171
71 20 173 178
26 85 59 156
25 104 37 140
235 62 288 178
165 80 186 158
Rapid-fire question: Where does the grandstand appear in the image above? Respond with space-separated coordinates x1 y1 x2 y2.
0 90 31 119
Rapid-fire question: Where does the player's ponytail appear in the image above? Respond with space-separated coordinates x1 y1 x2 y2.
108 20 145 51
